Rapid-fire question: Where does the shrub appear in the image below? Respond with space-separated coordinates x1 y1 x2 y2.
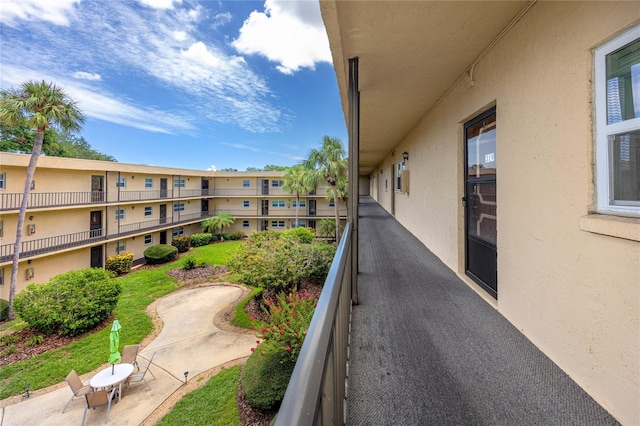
221 233 232 241
246 230 280 245
190 233 212 247
255 290 317 362
229 231 245 240
282 227 315 244
229 234 336 290
26 335 44 346
144 244 178 264
105 252 134 275
171 236 190 253
242 340 295 411
0 299 9 321
13 268 121 336
0 334 17 346
183 256 196 270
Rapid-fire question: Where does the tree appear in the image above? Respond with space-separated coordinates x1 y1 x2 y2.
0 80 84 320
304 136 348 241
201 211 235 236
283 164 312 228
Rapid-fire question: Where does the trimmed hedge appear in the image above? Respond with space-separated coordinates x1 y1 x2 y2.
171 236 190 253
0 299 9 321
13 268 121 336
105 252 134 275
242 341 295 410
190 233 212 247
144 244 178 264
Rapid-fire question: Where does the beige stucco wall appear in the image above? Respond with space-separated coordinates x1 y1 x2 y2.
0 248 90 299
371 3 639 424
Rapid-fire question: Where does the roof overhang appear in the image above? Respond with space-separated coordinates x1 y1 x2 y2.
321 0 531 175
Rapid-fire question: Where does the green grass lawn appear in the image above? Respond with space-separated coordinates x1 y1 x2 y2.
157 366 242 426
0 242 245 400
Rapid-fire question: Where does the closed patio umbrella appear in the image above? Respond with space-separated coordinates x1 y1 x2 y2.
108 319 122 375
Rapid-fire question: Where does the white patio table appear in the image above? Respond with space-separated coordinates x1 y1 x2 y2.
89 363 134 402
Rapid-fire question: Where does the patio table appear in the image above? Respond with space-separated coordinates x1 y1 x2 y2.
90 363 134 402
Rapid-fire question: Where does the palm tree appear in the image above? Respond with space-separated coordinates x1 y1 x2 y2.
202 211 235 237
283 164 312 228
0 81 84 320
304 136 348 241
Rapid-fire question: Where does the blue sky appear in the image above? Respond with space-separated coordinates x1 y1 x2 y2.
0 0 346 171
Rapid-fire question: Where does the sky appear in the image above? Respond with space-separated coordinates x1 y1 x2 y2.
0 0 347 171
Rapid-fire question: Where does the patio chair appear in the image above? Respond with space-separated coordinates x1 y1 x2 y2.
120 344 140 370
81 387 117 425
62 370 92 413
125 352 156 390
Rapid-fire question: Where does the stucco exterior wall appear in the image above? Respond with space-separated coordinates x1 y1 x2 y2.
371 3 639 423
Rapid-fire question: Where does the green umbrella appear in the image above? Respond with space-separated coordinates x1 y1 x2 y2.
108 319 122 374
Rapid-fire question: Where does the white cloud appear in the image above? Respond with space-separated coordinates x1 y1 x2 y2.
206 164 217 171
182 42 221 68
232 0 331 74
172 30 188 41
221 143 262 153
1 65 193 134
0 0 79 27
212 12 232 29
73 71 102 81
138 0 182 10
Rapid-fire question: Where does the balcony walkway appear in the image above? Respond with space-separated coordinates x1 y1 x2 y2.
347 197 618 425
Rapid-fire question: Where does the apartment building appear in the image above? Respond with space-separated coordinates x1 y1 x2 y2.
0 152 344 300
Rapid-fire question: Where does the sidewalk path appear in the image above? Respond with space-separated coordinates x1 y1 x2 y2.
0 284 256 426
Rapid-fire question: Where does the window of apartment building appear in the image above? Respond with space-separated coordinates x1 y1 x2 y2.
595 25 640 215
329 200 335 207
173 202 185 212
145 178 153 188
116 177 126 188
243 200 250 208
30 180 35 190
396 162 404 192
144 206 153 217
243 180 250 187
144 234 152 245
174 179 185 188
172 227 184 237
271 200 286 208
293 220 306 227
0 172 4 189
115 209 125 220
0 267 3 285
292 200 306 208
271 220 285 228
0 220 3 238
242 220 250 227
116 240 126 253
271 180 284 187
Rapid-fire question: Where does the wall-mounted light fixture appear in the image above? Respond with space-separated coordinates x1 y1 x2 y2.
131 176 135 179
27 259 32 264
402 151 409 162
28 216 34 221
380 170 383 174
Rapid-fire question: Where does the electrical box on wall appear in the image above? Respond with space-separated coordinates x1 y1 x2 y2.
26 268 34 280
27 224 36 235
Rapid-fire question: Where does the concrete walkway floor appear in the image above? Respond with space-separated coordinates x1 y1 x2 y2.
0 284 256 426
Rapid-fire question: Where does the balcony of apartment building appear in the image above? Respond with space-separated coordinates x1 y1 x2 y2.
275 197 619 425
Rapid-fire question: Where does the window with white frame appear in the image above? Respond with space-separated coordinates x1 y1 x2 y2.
145 178 153 188
595 25 640 215
144 234 152 245
329 200 335 207
116 177 126 188
396 162 404 192
0 172 5 189
115 209 125 220
144 206 153 217
116 240 126 253
293 220 306 227
292 200 306 208
243 180 250 187
271 220 285 228
172 227 184 237
173 202 185 212
174 178 185 188
271 180 284 187
243 200 250 208
271 200 286 208
0 220 3 238
242 220 250 227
